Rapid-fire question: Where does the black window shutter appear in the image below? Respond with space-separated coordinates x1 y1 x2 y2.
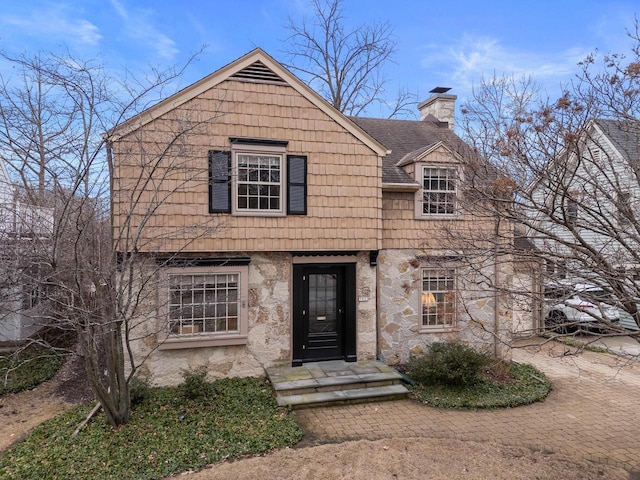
287 155 307 215
208 150 231 213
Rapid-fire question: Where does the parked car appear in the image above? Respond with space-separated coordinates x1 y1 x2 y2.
544 283 623 333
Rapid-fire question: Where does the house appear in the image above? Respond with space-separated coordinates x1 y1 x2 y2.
0 157 54 342
528 118 640 330
109 49 513 385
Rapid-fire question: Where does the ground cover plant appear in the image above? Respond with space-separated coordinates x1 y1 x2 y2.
407 342 552 409
0 347 64 395
0 375 302 480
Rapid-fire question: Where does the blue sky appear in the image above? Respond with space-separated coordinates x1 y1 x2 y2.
0 0 638 118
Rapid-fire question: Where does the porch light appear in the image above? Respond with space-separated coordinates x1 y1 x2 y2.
422 292 436 305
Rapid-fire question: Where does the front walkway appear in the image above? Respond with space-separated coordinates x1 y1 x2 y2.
267 360 408 407
293 338 640 471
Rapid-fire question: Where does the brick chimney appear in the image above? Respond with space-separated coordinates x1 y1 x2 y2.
418 87 456 130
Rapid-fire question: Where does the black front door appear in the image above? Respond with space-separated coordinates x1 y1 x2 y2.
292 264 356 366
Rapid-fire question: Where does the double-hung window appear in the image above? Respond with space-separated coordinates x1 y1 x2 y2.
208 139 307 216
236 153 282 212
566 197 578 226
422 166 457 216
616 190 632 227
421 268 456 329
161 266 248 348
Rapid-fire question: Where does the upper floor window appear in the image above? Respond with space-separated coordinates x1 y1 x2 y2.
236 153 282 212
208 139 307 216
422 166 457 215
566 197 578 226
616 190 632 227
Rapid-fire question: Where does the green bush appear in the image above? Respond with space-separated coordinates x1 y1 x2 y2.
410 361 552 409
128 375 152 406
407 342 491 387
178 365 212 400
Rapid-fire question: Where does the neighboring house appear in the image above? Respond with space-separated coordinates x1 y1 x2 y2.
0 157 54 341
109 49 513 385
511 229 543 336
528 118 640 329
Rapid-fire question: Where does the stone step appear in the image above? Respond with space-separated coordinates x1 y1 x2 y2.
272 370 403 396
276 384 409 408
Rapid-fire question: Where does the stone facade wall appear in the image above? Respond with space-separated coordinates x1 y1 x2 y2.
377 248 512 365
354 251 378 360
129 251 377 386
128 253 290 386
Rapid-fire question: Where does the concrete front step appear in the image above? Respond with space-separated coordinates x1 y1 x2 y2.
276 383 409 408
267 360 410 408
272 371 403 396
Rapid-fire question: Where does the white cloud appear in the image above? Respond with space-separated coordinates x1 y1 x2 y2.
108 0 179 60
420 33 590 99
1 8 102 46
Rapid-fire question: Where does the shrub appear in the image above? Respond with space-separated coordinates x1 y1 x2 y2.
179 365 212 400
128 375 152 406
407 342 491 387
411 361 552 409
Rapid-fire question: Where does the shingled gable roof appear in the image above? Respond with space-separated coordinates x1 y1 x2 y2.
526 117 640 194
107 48 388 156
349 116 478 185
593 119 640 162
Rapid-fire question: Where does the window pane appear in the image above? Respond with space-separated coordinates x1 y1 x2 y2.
421 268 456 327
236 153 282 211
423 167 457 215
168 273 240 336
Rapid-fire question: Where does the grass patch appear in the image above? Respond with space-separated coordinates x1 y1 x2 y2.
0 376 302 480
541 332 609 353
410 362 552 409
0 347 64 395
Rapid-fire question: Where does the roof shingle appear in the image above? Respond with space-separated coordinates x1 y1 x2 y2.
349 116 477 184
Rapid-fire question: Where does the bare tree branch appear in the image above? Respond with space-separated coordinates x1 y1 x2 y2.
283 0 409 117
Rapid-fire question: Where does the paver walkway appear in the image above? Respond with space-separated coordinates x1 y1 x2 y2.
293 339 640 471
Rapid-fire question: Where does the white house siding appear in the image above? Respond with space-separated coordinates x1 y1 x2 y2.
530 124 638 276
511 266 541 337
0 285 47 342
0 158 13 234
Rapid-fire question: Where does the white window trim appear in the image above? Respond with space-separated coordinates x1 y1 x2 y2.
414 164 460 220
420 267 457 332
231 143 287 217
158 265 249 350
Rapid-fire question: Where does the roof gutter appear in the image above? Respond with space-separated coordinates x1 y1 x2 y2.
382 182 421 192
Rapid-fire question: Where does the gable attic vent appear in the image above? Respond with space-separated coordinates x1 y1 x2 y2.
230 61 287 85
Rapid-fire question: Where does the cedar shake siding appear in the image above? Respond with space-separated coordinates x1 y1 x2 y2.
112 74 384 254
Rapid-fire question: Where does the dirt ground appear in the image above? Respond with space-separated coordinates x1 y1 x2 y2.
0 353 632 479
0 379 73 451
0 350 92 451
173 438 630 480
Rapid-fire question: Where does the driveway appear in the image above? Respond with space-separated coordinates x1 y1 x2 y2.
292 338 640 471
579 334 640 358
